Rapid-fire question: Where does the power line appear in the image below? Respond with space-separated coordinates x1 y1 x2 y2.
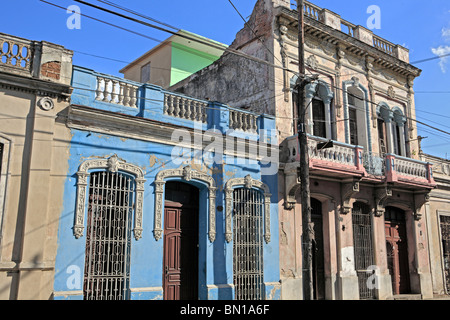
309 73 450 136
226 0 283 67
68 0 299 75
41 0 163 43
96 0 180 31
40 0 450 138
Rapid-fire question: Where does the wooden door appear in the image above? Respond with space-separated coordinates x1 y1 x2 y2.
163 182 199 300
385 207 410 295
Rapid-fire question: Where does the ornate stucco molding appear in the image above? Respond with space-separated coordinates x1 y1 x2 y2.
74 154 146 240
374 184 393 217
283 162 300 210
341 179 360 214
153 165 217 243
224 175 272 244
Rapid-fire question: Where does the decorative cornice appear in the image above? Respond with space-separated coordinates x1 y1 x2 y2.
275 8 421 78
0 70 72 100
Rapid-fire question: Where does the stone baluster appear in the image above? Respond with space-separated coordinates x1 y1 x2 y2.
111 80 118 103
103 78 111 102
130 85 137 107
118 83 124 105
95 77 103 101
123 84 131 107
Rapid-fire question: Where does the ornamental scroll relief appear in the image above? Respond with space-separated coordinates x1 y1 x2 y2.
153 165 217 243
224 175 272 244
73 155 146 241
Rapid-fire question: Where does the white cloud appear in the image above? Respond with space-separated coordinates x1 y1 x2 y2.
431 45 450 73
442 27 450 41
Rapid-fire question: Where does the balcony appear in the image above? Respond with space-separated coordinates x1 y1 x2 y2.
279 2 410 63
69 66 276 142
282 135 435 188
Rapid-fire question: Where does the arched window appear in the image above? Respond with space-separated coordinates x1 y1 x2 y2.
343 78 371 151
377 104 407 157
290 76 334 138
306 81 334 139
347 87 365 147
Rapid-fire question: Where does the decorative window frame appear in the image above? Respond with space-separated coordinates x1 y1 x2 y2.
0 134 12 256
74 154 146 240
343 77 372 153
224 175 272 244
153 165 217 242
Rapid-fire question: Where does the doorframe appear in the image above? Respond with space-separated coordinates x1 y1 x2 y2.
384 205 411 295
153 165 217 243
155 171 213 300
163 192 200 300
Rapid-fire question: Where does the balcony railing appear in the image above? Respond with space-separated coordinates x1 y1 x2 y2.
385 154 434 186
95 75 139 108
298 1 409 62
164 92 208 123
229 108 258 133
282 135 435 187
0 33 33 74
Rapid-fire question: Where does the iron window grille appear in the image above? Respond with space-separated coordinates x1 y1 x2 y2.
233 187 264 300
352 202 376 300
0 143 3 181
441 215 450 294
83 171 134 300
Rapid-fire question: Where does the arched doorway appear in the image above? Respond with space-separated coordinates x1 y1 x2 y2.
311 197 325 300
385 206 410 295
163 181 199 300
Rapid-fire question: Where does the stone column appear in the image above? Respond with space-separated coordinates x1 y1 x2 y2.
323 97 333 140
384 112 395 154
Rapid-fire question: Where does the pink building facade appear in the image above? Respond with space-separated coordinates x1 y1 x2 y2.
171 0 437 299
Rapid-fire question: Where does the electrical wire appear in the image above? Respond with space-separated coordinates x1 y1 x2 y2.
39 0 450 138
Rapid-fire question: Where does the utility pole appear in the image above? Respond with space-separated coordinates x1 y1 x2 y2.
296 0 314 300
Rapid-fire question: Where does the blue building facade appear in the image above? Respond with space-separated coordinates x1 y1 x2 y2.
53 66 280 300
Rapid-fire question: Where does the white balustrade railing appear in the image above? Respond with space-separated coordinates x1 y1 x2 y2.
304 2 322 21
308 137 356 167
373 35 395 56
95 76 139 108
394 156 428 179
0 35 33 72
164 93 208 123
229 109 258 133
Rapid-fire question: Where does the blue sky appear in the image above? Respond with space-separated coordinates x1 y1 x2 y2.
1 0 449 159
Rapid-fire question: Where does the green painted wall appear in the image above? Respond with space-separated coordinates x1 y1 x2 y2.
170 42 221 86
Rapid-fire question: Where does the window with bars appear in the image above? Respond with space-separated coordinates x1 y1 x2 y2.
83 171 134 300
440 215 450 294
233 188 264 300
352 202 376 300
0 143 3 181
